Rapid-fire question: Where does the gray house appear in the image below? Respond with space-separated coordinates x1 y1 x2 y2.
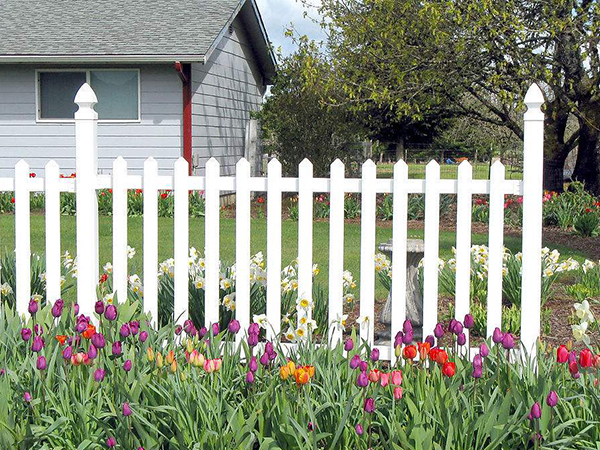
0 0 276 176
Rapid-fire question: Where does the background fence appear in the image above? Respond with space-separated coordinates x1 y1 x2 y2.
5 83 545 361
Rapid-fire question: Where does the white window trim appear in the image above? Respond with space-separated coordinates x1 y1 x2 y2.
35 68 142 123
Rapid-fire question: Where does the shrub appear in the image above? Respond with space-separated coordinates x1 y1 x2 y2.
573 209 599 237
543 182 598 229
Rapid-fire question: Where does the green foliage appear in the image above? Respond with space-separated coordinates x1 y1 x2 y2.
574 211 599 237
543 182 598 229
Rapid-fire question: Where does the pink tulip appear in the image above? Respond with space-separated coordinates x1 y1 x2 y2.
393 386 403 399
391 370 402 386
380 372 390 387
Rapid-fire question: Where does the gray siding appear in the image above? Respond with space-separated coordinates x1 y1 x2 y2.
191 16 266 176
0 64 182 176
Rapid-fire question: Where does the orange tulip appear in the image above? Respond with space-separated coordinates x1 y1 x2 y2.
403 345 417 360
166 350 175 365
55 335 67 345
280 366 291 380
82 324 96 339
304 365 315 378
418 342 431 360
295 368 310 385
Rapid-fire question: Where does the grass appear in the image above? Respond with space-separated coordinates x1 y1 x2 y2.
0 214 587 301
376 162 523 180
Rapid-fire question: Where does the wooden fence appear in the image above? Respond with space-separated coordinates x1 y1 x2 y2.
6 83 545 361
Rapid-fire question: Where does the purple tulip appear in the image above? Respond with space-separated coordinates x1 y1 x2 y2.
21 328 32 341
246 371 255 384
472 367 482 378
434 323 444 339
199 327 208 338
73 303 79 315
249 356 258 372
112 341 123 356
425 335 435 347
457 333 466 346
212 323 220 336
349 355 361 370
119 324 130 338
530 402 541 419
123 402 132 417
91 333 105 349
464 314 475 329
402 330 413 345
0 369 4 376
479 343 489 357
76 320 87 334
473 354 483 370
23 392 32 403
370 348 380 362
183 319 194 334
95 300 105 315
123 359 132 372
359 360 368 372
259 352 269 366
355 424 364 436
453 322 463 336
249 323 260 335
88 344 98 360
265 342 274 356
28 299 38 315
501 333 515 350
175 324 183 335
394 331 403 348
344 338 354 352
247 333 258 347
104 305 118 321
63 346 72 360
36 355 47 371
546 391 558 407
403 319 413 334
568 351 577 364
228 319 240 334
364 397 375 413
107 437 116 448
34 324 44 336
449 319 457 333
51 299 64 318
492 327 504 344
268 351 277 361
139 331 148 342
129 321 140 335
94 368 105 382
356 371 369 388
31 336 44 352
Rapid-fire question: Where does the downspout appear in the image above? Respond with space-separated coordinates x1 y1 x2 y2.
175 62 193 175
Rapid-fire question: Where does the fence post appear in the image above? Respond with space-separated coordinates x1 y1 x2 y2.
74 83 99 319
520 84 545 357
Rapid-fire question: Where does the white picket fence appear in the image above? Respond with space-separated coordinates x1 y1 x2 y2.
5 83 545 360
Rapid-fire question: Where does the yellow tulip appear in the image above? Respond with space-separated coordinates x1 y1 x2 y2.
156 352 164 369
147 347 155 362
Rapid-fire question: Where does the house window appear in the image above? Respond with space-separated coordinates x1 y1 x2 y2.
37 69 140 121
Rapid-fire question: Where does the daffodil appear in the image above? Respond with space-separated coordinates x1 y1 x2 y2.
572 322 590 344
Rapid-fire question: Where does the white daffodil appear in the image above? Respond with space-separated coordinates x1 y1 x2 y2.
127 246 136 259
583 259 596 273
103 262 113 274
284 327 296 341
356 315 370 332
194 277 205 289
296 296 313 310
574 300 595 323
0 283 12 296
295 325 308 340
39 272 47 283
220 278 232 290
253 314 269 329
572 321 590 344
344 293 355 303
104 292 115 304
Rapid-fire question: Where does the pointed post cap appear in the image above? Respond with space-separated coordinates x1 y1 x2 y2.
74 83 98 108
524 83 544 110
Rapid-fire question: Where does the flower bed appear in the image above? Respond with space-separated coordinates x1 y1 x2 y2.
4 297 600 448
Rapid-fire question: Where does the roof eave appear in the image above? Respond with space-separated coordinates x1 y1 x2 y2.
0 54 206 63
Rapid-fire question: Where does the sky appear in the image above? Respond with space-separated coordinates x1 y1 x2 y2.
255 0 327 56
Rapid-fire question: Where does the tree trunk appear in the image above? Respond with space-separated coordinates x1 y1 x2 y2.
395 137 405 162
572 118 600 194
542 98 572 192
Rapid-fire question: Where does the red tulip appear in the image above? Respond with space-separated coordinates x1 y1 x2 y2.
402 345 417 360
442 362 456 377
556 345 568 363
579 349 593 368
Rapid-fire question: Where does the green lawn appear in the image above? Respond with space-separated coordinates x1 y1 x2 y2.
0 214 586 300
376 162 523 180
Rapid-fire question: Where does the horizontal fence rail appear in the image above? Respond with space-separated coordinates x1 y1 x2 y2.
3 83 546 361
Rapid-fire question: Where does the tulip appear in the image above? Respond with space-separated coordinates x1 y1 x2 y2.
170 359 178 373
156 352 163 368
94 368 105 382
120 324 131 338
91 333 105 349
204 359 215 373
359 360 368 372
580 348 593 368
107 437 116 448
23 392 32 403
492 327 504 344
28 299 38 315
211 323 220 336
501 333 514 350
213 358 222 372
402 330 414 345
146 347 154 362
357 371 369 388
349 354 360 370
393 386 403 399
88 344 98 360
123 359 132 372
123 402 132 417
308 422 315 431
464 314 475 329
403 345 417 360
36 355 47 371
434 323 444 339
442 362 456 377
249 356 258 372
403 319 413 334
425 335 435 347
344 338 354 352
183 319 194 334
395 345 401 358
246 371 255 384
368 369 380 383
364 397 375 413
394 331 403 348
166 350 175 365
453 322 463 335
568 361 579 376
259 352 269 366
457 333 466 346
32 336 44 352
21 328 32 341
279 365 291 380
294 367 310 385
530 402 541 419
391 370 402 386
380 372 390 387
479 343 489 357
95 300 105 315
111 341 122 356
129 321 140 335
249 323 260 335
355 424 364 436
51 299 64 318
175 325 183 335
370 348 380 362
265 342 274 356
139 331 148 342
104 305 118 321
34 324 44 336
473 354 483 370
199 327 208 338
248 333 258 347
73 303 79 315
228 319 240 334
63 346 72 360
472 367 482 379
418 342 431 359
76 320 87 334
546 390 558 408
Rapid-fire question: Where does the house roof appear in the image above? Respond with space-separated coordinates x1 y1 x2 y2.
0 0 276 81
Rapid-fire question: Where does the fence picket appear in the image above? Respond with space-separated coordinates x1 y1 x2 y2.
520 85 545 356
143 157 159 326
359 160 377 345
235 158 251 341
205 158 221 327
112 157 128 303
422 161 441 339
173 158 189 324
44 160 61 302
328 159 345 345
266 159 282 339
487 161 506 337
455 161 473 347
297 159 313 327
391 160 408 363
14 160 31 314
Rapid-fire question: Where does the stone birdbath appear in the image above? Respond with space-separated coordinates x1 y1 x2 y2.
376 238 424 343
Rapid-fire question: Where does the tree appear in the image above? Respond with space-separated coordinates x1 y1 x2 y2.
259 38 365 177
312 0 599 192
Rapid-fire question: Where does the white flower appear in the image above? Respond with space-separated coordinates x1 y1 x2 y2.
31 294 42 302
194 277 205 289
127 246 136 259
332 313 348 331
104 292 115 304
220 278 232 290
39 272 47 283
344 293 355 303
284 327 296 341
295 325 308 340
312 264 320 276
572 321 590 344
356 315 370 331
253 314 269 329
296 296 313 310
574 300 595 323
583 259 596 273
223 293 236 311
0 283 12 296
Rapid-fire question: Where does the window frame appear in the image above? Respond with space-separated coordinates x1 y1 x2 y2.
35 68 141 123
